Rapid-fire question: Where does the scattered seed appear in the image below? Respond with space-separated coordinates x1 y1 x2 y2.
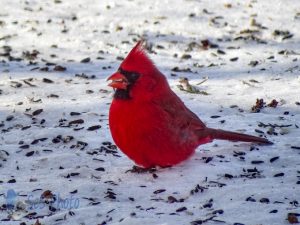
6 115 14 121
70 173 80 177
181 54 192 59
32 109 43 116
251 160 264 164
191 219 204 225
203 156 213 163
42 78 54 83
246 197 256 202
8 179 16 183
153 189 166 194
10 81 22 88
167 196 178 203
40 67 49 71
53 65 66 71
217 49 226 54
47 94 59 98
203 202 213 209
86 90 94 94
19 144 30 149
171 67 192 73
230 57 239 61
224 173 233 179
212 209 224 215
249 60 259 67
80 57 91 63
255 129 264 134
116 56 124 61
274 173 284 177
75 73 95 79
26 151 35 157
176 207 187 212
87 125 101 131
260 198 270 204
270 156 279 163
52 137 61 143
69 119 84 125
190 184 207 194
70 112 81 116
105 189 116 199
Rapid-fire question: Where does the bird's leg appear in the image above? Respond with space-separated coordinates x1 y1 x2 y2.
126 165 157 174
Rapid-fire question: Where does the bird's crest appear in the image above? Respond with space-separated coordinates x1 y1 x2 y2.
120 40 157 75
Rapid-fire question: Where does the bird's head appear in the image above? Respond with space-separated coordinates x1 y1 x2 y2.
107 41 166 100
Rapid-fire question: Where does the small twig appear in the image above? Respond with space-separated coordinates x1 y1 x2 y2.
242 80 256 87
196 77 209 85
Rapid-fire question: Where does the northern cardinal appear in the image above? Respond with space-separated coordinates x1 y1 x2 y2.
107 41 272 168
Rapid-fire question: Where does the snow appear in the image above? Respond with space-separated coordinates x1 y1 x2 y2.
1 0 300 224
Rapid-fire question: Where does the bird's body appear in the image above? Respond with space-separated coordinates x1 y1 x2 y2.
108 41 271 168
109 75 209 168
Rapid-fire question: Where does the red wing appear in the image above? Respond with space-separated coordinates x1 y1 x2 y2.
152 91 206 131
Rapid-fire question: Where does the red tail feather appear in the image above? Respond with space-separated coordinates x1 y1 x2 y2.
207 128 273 144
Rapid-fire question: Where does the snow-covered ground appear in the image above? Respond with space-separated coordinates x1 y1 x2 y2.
1 0 300 224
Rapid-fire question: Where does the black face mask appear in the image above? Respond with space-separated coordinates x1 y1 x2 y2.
113 67 140 100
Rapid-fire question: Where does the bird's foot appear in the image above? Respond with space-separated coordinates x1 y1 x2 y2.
126 165 157 174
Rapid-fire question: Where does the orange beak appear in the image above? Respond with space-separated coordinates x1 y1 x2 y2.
107 72 129 90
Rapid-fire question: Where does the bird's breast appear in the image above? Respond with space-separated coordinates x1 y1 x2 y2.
108 99 200 168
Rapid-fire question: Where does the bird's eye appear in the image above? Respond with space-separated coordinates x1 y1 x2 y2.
118 68 140 84
128 72 139 82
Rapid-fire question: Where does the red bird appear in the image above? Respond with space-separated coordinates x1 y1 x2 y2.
107 41 272 169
